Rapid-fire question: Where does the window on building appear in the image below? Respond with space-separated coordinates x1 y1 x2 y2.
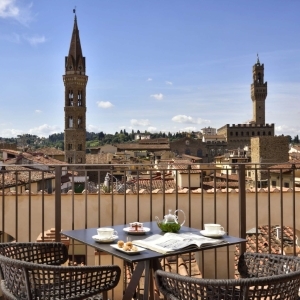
68 116 73 128
252 131 255 136
268 131 271 135
271 181 276 187
68 90 73 106
68 144 72 150
78 91 82 106
241 132 244 136
257 132 260 136
284 182 289 188
78 158 82 163
246 132 249 136
68 157 73 164
78 117 82 128
236 132 238 136
230 132 233 136
78 144 82 151
263 131 265 136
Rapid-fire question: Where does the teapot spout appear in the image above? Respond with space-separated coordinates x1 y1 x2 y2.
155 216 161 225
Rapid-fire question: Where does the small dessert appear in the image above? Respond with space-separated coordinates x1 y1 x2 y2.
129 222 143 231
125 241 133 249
117 240 124 248
116 240 139 252
123 244 131 251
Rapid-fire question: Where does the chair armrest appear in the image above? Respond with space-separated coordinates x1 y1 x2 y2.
0 256 121 300
0 242 68 265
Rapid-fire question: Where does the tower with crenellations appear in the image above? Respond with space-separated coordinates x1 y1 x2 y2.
63 12 88 164
217 56 274 150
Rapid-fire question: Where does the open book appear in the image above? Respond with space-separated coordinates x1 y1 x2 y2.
132 232 227 254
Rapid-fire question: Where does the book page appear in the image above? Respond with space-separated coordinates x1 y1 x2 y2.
133 232 226 254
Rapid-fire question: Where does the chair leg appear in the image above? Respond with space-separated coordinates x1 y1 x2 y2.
103 291 108 300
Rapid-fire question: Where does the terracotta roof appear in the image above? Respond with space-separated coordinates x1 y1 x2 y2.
203 181 240 189
234 225 300 278
115 143 170 151
0 166 55 188
210 173 239 181
36 228 70 246
268 162 300 173
128 177 176 193
138 138 169 144
2 150 64 165
36 147 65 155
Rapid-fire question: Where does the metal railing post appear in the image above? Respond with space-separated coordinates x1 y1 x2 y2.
55 166 62 242
238 164 246 254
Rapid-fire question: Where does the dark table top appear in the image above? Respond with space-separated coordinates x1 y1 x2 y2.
61 222 246 263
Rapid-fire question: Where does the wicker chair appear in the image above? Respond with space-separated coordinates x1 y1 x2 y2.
0 242 121 300
155 252 300 299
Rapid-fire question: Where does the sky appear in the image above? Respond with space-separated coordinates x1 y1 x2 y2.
0 0 300 139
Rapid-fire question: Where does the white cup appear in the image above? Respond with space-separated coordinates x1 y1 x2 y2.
204 224 224 234
97 228 118 239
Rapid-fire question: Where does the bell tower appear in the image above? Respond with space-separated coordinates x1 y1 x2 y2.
63 12 88 164
251 55 267 125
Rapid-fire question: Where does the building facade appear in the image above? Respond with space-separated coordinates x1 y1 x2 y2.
63 14 88 164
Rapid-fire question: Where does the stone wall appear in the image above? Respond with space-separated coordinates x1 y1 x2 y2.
251 136 289 164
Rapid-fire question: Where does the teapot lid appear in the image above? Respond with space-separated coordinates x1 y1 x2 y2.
164 209 177 222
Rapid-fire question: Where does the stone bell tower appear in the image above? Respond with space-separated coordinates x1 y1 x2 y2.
63 12 88 164
251 55 267 125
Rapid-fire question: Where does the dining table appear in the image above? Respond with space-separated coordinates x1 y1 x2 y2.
61 221 246 300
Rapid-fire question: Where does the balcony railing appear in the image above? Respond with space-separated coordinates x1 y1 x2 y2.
1 162 299 298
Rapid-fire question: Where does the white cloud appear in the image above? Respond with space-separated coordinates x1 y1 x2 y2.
0 0 19 18
35 109 42 113
172 115 210 125
24 35 46 46
130 119 150 127
0 0 33 25
28 124 60 137
275 124 300 137
87 124 101 132
147 126 157 132
165 81 173 85
150 93 163 100
182 126 197 132
147 78 152 81
0 127 23 138
97 101 113 108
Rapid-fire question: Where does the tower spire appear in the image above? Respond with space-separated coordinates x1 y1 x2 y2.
256 53 260 64
65 9 85 75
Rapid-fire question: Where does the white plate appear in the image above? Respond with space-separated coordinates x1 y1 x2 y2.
110 244 146 255
200 230 226 238
123 227 150 235
92 235 118 243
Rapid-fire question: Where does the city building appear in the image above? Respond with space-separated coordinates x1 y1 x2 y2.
201 127 217 136
218 56 275 150
63 13 88 164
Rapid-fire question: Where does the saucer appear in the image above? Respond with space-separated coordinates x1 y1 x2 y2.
123 227 150 235
92 235 118 243
200 230 226 238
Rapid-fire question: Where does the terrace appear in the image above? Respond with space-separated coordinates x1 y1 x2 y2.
0 162 300 299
